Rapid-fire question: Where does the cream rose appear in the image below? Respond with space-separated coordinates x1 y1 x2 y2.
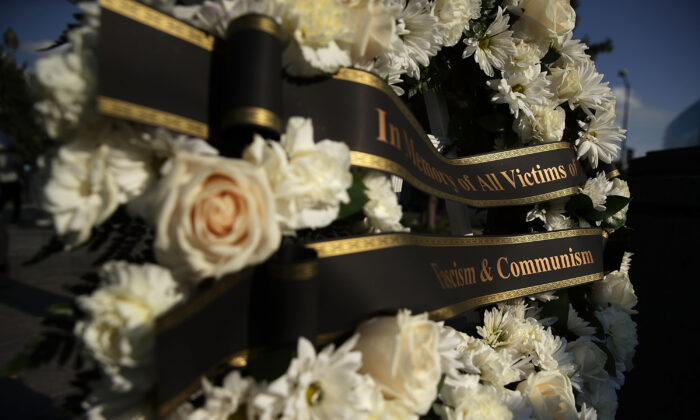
354 310 441 415
342 0 397 64
516 370 578 420
515 0 576 40
591 270 637 311
75 262 184 390
153 152 281 282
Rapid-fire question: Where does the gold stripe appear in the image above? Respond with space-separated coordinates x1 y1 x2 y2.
156 268 253 334
429 272 604 320
350 151 579 207
100 0 215 51
267 261 319 281
333 68 574 165
226 14 282 40
222 106 283 134
606 169 621 179
97 96 209 138
307 228 603 258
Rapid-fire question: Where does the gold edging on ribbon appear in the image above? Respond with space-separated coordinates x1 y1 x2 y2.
606 169 621 179
334 68 575 166
307 228 603 258
222 106 283 134
156 268 253 335
100 0 215 51
429 272 604 320
226 14 282 40
350 151 579 207
97 96 209 138
267 261 319 281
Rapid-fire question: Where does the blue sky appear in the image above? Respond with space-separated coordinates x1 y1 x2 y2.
2 0 699 159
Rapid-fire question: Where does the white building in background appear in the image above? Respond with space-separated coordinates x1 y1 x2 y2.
663 99 700 150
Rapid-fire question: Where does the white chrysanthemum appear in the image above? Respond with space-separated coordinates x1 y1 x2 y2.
75 262 184 391
574 60 613 117
566 337 609 384
388 0 443 79
434 0 481 47
594 305 638 370
453 332 523 388
477 308 517 350
552 32 589 67
591 253 637 312
33 17 98 139
567 304 596 337
40 140 119 247
253 335 374 420
497 299 529 320
463 7 516 77
364 52 407 95
243 117 352 234
361 170 409 233
513 104 565 144
526 198 572 231
579 172 613 212
436 378 517 420
190 371 253 420
487 65 553 119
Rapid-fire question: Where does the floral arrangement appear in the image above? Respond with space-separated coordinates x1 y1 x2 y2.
10 0 638 419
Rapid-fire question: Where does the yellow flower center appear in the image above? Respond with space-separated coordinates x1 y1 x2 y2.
305 381 323 406
479 36 491 50
513 84 525 94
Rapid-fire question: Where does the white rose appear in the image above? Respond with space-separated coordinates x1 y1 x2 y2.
361 170 409 233
342 0 397 63
591 270 637 311
40 140 119 247
153 152 281 281
243 117 352 235
566 337 609 384
354 310 442 415
75 262 184 390
594 305 637 370
549 67 583 106
513 104 566 144
514 0 576 40
516 370 578 420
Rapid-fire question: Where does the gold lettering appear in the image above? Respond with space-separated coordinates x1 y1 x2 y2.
376 108 387 142
389 124 401 149
497 257 510 279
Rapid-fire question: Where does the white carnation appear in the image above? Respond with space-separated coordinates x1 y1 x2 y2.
436 379 517 420
434 0 481 47
40 140 119 247
361 170 409 233
579 172 613 212
243 117 352 235
75 262 184 391
513 104 565 144
594 305 637 370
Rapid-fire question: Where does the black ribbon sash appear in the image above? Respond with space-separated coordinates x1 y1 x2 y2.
97 0 592 207
155 228 604 415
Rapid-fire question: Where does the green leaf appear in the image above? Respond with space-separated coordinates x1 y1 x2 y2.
46 303 75 317
540 290 569 334
244 349 295 382
541 47 562 65
336 173 369 220
476 113 507 133
601 195 630 217
566 194 594 215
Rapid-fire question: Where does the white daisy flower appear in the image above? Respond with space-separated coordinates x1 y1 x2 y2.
477 307 517 350
552 32 589 67
487 65 553 119
574 59 613 116
576 110 625 169
387 0 444 79
190 371 253 420
463 7 516 77
252 335 374 420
